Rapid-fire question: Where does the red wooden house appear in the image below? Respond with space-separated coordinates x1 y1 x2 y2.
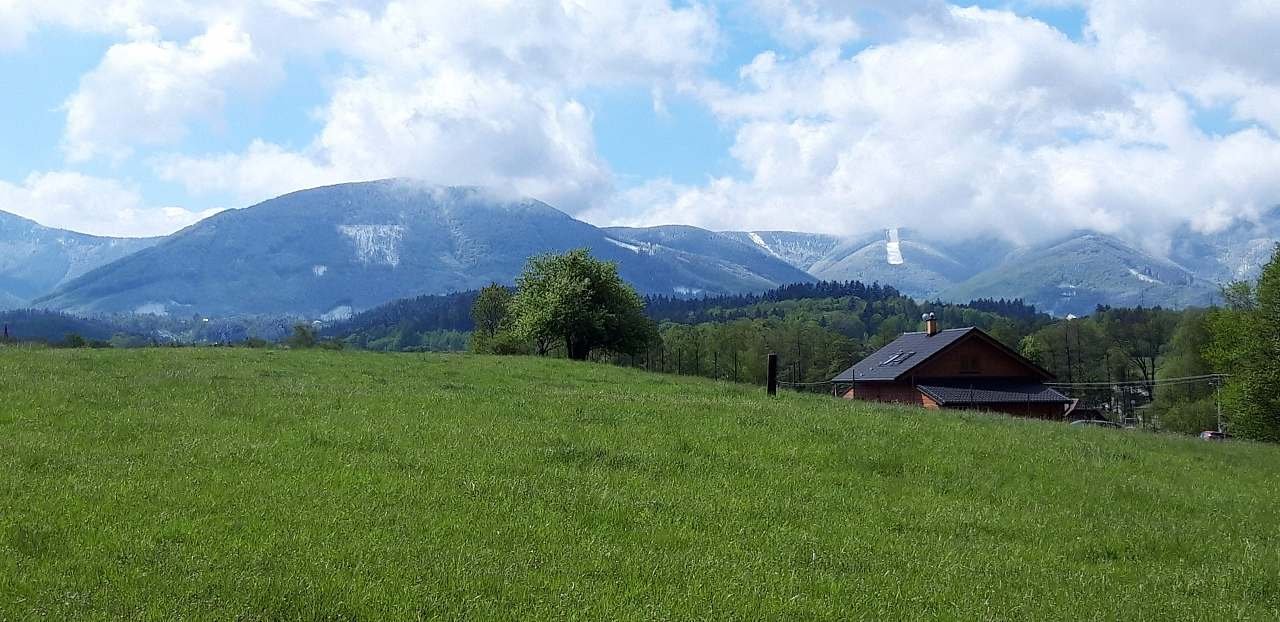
831 314 1072 419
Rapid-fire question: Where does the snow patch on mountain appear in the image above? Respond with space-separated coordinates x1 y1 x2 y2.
338 225 405 267
313 265 328 277
321 305 353 322
606 237 643 253
885 228 904 265
747 232 781 259
1128 268 1163 285
135 302 168 316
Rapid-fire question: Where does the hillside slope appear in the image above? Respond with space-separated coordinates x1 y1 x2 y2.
603 225 815 290
36 181 809 317
1169 208 1280 284
720 230 841 271
0 210 158 309
944 232 1219 315
2 349 1277 619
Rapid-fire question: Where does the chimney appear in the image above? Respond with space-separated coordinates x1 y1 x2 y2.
923 313 939 336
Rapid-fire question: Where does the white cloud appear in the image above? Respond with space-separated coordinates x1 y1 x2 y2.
156 140 335 204
0 172 220 237
599 4 1280 253
153 0 718 212
63 21 270 161
7 0 1280 252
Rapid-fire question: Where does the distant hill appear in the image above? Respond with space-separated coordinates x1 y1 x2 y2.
602 225 816 291
738 228 1232 316
16 180 1276 319
36 181 812 317
1168 207 1280 285
719 231 841 272
0 308 127 343
321 290 478 351
806 230 976 299
0 210 159 310
943 233 1219 315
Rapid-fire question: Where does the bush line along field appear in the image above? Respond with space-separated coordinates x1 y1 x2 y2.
2 348 1279 619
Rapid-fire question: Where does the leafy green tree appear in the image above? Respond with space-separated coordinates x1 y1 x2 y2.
470 283 516 354
1152 310 1217 433
1207 246 1280 441
1157 310 1213 401
1019 334 1049 368
395 328 422 351
1095 307 1178 390
471 283 512 339
508 249 652 360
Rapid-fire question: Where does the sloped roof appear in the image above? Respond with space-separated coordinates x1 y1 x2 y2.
917 380 1071 405
830 327 1053 383
831 328 974 382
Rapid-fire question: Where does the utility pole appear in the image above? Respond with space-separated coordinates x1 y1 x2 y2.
1215 375 1224 433
1063 321 1074 385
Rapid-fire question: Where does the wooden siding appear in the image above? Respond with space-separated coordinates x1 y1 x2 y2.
842 382 938 409
843 384 1066 419
910 337 1038 380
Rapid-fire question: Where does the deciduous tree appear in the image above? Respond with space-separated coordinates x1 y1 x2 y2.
508 249 653 360
1207 246 1280 441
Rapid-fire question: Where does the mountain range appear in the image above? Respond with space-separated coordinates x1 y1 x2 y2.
1 179 1272 318
0 210 159 310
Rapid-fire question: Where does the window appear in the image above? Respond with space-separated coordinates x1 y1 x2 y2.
879 351 916 367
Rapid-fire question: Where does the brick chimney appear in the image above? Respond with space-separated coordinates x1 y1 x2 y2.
923 313 939 336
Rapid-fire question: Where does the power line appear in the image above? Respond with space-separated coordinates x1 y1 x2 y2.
1047 373 1228 388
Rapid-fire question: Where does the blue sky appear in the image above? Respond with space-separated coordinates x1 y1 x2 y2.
0 1 1277 244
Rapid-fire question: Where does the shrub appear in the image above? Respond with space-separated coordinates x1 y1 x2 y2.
287 324 318 349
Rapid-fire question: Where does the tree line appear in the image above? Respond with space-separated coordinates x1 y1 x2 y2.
467 246 1280 442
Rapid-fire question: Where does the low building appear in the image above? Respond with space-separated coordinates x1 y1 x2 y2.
831 314 1072 419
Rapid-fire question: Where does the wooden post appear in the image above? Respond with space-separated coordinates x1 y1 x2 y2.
766 353 778 396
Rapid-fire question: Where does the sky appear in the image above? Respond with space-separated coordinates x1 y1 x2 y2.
1 1 1279 253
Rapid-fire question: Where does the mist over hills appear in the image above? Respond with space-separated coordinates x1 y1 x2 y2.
3 179 1273 318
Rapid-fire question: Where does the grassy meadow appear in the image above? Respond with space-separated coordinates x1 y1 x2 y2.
1 348 1279 619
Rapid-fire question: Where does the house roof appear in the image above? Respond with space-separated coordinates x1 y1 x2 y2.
917 380 1071 405
831 328 974 382
830 327 1054 383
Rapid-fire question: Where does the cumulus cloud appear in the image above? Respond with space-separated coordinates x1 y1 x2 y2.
608 3 1280 253
0 172 220 237
6 0 1280 250
63 21 270 161
153 0 718 211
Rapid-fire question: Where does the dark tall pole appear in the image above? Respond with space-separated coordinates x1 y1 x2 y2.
766 353 778 396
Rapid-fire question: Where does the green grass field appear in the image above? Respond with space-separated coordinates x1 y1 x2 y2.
2 348 1278 620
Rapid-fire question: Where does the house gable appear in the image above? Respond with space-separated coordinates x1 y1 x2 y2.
909 333 1048 380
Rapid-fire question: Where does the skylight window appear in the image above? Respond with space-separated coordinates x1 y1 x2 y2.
879 351 917 366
